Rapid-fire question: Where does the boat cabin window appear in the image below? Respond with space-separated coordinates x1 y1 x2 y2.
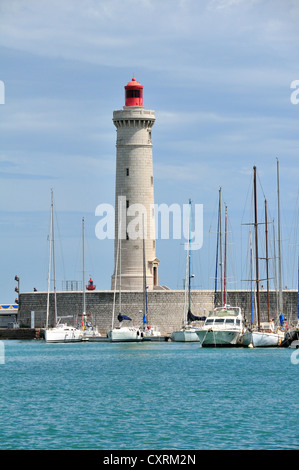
225 319 234 324
236 320 241 325
205 319 214 325
214 319 225 324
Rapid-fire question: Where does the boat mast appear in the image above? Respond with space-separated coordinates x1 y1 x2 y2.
219 187 224 305
188 199 192 314
272 219 279 316
46 191 53 330
112 216 121 330
142 214 148 323
214 194 220 308
224 205 228 306
264 199 270 322
253 166 261 330
250 229 254 324
183 199 192 323
51 190 57 328
82 217 86 320
277 158 283 316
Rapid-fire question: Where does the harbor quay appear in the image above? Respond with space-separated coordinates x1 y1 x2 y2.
14 288 299 337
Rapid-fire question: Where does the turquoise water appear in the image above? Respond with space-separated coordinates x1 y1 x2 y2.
0 340 298 450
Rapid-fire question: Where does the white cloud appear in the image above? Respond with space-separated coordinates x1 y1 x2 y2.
0 0 298 69
208 0 252 9
0 0 298 299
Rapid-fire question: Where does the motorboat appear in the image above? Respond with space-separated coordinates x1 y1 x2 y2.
196 305 244 347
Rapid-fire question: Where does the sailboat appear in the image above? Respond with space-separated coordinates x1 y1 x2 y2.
171 199 204 342
242 166 284 347
44 190 83 343
78 217 101 340
140 217 161 339
196 193 245 346
107 216 142 342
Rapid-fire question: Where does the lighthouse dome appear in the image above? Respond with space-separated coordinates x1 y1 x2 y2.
124 77 143 107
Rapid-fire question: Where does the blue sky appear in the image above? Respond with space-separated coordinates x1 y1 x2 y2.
0 0 299 303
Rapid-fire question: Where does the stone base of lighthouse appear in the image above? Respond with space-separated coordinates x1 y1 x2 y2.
111 257 160 291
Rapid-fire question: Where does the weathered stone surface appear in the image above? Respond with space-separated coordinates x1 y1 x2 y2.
18 289 298 336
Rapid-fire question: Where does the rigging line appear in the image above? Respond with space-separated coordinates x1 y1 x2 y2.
52 197 67 286
287 187 299 288
84 220 96 280
57 222 67 286
257 171 266 200
240 172 253 225
72 229 82 283
227 216 238 290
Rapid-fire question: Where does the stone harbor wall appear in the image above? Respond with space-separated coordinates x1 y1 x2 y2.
18 289 298 336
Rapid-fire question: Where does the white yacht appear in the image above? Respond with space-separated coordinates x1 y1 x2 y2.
242 322 284 347
108 312 142 342
196 306 244 347
44 321 83 343
79 217 101 341
44 190 83 343
171 326 200 342
141 324 161 339
108 323 142 343
171 200 204 343
107 215 142 343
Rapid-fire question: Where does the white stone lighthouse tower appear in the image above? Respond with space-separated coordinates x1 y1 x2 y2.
111 77 159 291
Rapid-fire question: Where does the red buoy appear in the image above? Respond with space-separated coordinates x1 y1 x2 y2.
86 277 96 291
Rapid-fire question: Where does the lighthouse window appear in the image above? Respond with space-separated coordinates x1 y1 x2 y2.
126 199 129 209
126 168 129 176
126 90 140 98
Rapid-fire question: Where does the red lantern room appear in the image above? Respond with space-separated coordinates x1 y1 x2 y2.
124 77 143 107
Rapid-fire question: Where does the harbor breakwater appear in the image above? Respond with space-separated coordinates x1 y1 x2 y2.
17 289 298 336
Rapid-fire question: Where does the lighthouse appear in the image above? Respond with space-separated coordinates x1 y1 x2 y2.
111 77 159 291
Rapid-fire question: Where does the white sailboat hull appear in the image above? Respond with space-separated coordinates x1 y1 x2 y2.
242 331 283 347
142 326 161 338
108 326 142 342
171 329 200 342
196 329 241 346
44 325 83 343
82 329 101 340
